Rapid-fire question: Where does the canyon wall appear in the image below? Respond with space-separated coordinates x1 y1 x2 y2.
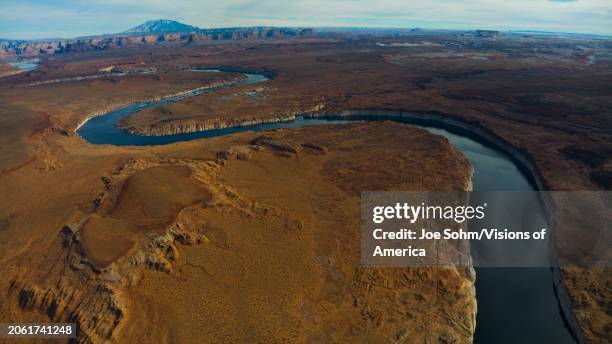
0 27 313 58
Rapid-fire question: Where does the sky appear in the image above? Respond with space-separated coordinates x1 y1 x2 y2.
0 0 610 39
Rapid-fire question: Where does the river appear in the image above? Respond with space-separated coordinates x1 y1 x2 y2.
8 58 39 72
77 70 577 344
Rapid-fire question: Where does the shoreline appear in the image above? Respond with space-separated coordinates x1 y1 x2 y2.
73 73 585 343
309 110 585 344
74 74 250 134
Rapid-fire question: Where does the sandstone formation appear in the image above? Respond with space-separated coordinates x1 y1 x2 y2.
0 63 21 78
0 25 313 58
1 121 476 343
0 31 609 343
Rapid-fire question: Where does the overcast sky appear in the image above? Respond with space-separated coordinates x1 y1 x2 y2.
1 0 610 39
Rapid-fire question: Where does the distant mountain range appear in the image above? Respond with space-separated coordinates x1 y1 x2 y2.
124 20 200 34
0 20 314 58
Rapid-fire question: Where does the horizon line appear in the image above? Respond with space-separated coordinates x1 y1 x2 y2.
1 23 611 42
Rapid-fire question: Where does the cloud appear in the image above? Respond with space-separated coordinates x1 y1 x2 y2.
0 0 610 39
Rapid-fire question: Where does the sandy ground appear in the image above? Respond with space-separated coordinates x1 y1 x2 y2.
0 121 475 343
0 34 609 343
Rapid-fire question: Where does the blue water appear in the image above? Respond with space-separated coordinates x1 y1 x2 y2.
75 72 348 146
77 71 576 344
9 58 39 72
80 113 349 146
421 126 575 344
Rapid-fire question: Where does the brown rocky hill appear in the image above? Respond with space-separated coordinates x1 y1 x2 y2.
0 26 313 58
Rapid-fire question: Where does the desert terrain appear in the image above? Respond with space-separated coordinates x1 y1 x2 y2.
0 63 21 79
0 29 610 343
0 119 476 342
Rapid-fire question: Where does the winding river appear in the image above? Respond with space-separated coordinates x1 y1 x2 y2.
77 70 577 344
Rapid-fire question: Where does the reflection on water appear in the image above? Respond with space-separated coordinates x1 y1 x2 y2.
79 112 349 146
77 73 576 343
418 125 574 344
9 58 39 72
